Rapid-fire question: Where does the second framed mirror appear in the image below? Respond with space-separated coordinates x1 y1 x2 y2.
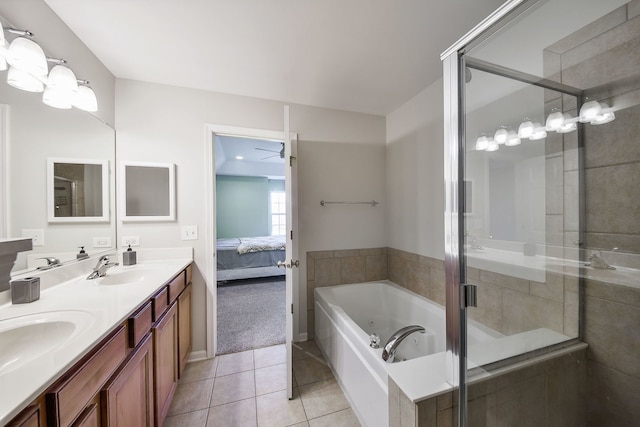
119 161 176 221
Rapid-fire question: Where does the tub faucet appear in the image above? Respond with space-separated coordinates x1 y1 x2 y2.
382 325 426 363
587 250 616 270
87 254 119 279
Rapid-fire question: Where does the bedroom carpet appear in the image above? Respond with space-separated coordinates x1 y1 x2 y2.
217 277 286 355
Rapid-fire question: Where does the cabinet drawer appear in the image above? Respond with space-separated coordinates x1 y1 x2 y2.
47 326 127 427
128 301 153 348
185 264 192 285
152 287 168 322
167 272 186 303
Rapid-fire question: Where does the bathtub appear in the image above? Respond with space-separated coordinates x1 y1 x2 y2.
314 280 499 427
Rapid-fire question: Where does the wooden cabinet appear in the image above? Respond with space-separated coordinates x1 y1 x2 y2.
6 404 42 427
152 302 178 427
101 333 154 426
177 283 192 377
71 404 98 427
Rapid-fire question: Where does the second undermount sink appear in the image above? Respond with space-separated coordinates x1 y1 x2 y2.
96 265 177 286
0 310 94 376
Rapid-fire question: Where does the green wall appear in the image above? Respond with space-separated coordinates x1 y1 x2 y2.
216 176 284 238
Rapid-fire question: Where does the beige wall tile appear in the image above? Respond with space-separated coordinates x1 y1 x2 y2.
307 310 315 339
399 389 416 427
530 272 564 302
365 254 388 281
584 232 640 254
309 251 334 259
563 170 580 232
587 361 640 426
495 374 547 427
360 247 386 256
407 260 431 299
431 267 446 306
388 378 401 427
630 0 640 19
340 256 366 284
479 270 529 294
585 279 640 307
307 254 315 280
307 280 316 312
334 249 361 258
315 258 341 286
546 351 587 427
584 104 640 169
564 290 580 337
502 290 563 335
584 295 640 378
416 397 436 427
474 282 504 333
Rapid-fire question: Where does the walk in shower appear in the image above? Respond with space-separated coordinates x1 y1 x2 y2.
442 0 640 425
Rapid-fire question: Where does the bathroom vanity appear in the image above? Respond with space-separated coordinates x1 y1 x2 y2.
0 253 193 427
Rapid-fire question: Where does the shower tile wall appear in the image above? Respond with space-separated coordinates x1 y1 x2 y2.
543 3 640 425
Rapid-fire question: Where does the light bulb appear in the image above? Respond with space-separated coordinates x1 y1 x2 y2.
529 123 547 140
494 127 508 144
518 120 534 139
545 110 565 131
475 135 489 151
505 130 521 146
579 100 602 123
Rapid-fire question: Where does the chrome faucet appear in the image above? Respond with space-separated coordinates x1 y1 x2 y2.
36 257 61 270
587 250 616 270
87 254 119 279
382 325 426 363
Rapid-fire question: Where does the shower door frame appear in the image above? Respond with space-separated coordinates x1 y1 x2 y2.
441 0 587 425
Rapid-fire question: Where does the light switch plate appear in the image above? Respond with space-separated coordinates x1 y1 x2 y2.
22 229 45 246
181 225 198 240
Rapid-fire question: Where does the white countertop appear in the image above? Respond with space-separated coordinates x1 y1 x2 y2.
0 249 192 425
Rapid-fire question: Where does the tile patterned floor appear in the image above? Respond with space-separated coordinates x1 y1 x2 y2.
165 341 362 427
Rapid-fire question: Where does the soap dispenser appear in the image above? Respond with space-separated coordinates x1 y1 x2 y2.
77 246 89 260
123 245 137 266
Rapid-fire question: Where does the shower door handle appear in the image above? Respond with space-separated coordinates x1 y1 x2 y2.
462 283 478 308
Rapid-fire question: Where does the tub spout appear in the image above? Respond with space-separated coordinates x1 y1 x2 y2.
382 325 425 363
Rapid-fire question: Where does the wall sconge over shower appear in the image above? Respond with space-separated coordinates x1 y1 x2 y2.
0 20 98 112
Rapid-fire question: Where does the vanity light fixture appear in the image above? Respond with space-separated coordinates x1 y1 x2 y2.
545 109 565 131
590 102 615 125
486 139 499 152
43 64 78 109
494 127 508 144
475 134 489 151
504 130 521 146
6 35 47 78
579 100 602 123
529 123 547 140
72 81 98 112
557 114 578 133
7 65 43 92
517 119 534 139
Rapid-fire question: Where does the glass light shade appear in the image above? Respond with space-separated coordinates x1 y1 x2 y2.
72 85 98 112
545 110 565 131
475 135 489 151
43 87 73 109
494 128 508 144
529 123 547 140
579 100 602 123
7 66 44 92
486 140 499 152
47 65 78 91
591 103 615 125
0 56 6 72
518 120 534 138
6 37 48 77
557 121 577 133
505 130 521 146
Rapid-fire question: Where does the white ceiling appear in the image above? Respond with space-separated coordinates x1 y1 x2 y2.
215 136 285 178
43 0 505 116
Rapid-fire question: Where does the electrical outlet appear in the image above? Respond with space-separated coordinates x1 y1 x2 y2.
22 229 45 246
122 236 140 247
181 225 198 241
92 237 112 248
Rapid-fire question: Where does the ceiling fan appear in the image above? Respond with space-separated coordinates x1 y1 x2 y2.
254 142 284 160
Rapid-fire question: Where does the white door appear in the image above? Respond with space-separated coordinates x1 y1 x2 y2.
283 105 299 399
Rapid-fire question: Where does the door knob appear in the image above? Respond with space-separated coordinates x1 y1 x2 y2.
277 260 288 268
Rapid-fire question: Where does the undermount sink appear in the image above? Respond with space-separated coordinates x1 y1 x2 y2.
97 268 153 285
0 311 94 376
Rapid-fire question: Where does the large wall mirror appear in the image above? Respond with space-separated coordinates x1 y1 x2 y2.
1 77 116 277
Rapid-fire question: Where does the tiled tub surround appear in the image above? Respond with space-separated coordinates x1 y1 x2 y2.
0 248 193 425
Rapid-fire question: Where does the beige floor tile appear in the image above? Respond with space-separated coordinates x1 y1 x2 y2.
216 350 254 376
255 363 288 396
211 370 256 406
207 398 257 427
180 358 219 383
256 389 307 427
299 379 350 420
168 378 214 416
308 408 361 427
254 344 287 369
293 340 322 361
293 356 333 386
164 409 209 427
290 423 311 427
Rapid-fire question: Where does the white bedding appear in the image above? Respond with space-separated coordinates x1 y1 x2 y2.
237 236 286 254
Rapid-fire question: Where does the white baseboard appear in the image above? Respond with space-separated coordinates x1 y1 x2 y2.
187 350 208 362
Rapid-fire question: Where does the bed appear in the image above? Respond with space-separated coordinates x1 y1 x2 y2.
216 235 286 281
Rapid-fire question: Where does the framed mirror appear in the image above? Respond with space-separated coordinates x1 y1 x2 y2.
119 161 175 221
47 158 109 223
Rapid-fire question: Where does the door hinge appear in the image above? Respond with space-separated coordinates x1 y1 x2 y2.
291 303 294 314
462 283 478 308
290 230 293 240
289 155 296 167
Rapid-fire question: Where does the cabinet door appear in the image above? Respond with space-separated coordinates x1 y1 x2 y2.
71 404 98 427
177 283 192 377
6 404 42 427
152 302 178 427
101 333 154 426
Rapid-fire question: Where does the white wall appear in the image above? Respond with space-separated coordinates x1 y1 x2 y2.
386 80 445 260
115 78 386 349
